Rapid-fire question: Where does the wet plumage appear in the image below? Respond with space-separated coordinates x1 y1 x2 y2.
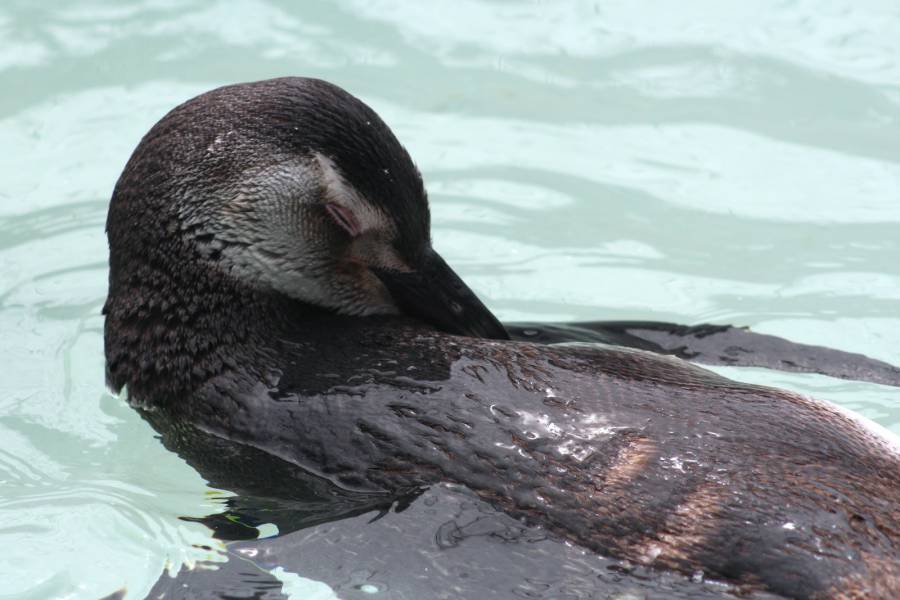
104 77 900 599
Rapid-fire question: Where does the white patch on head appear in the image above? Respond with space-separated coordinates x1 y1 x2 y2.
206 130 235 154
314 152 395 237
183 154 400 316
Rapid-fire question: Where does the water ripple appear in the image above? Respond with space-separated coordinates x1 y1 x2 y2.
1 2 899 598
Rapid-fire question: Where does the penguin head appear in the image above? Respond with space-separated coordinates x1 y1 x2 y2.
107 77 507 339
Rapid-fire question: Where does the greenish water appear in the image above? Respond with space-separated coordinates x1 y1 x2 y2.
1 1 899 598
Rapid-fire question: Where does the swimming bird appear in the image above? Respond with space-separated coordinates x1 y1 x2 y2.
104 77 900 599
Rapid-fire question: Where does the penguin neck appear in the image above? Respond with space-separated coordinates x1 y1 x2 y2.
102 247 330 406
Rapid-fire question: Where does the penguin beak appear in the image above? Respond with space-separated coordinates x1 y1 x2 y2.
372 249 509 340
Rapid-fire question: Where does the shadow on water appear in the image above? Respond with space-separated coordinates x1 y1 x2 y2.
142 412 784 600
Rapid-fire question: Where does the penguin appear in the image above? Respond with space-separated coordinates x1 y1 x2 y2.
103 77 900 599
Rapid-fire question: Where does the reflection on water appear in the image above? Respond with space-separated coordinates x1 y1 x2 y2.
1 1 899 598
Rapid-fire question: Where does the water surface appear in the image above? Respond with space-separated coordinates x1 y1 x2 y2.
1 1 899 598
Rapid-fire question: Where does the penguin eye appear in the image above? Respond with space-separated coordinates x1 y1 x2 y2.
325 202 362 237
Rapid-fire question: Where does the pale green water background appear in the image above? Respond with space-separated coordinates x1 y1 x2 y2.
1 1 899 598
